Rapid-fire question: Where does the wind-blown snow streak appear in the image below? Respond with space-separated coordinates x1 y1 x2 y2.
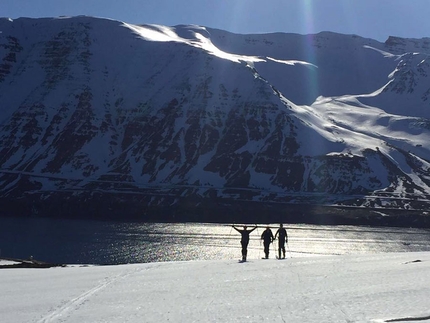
266 56 318 68
123 23 265 63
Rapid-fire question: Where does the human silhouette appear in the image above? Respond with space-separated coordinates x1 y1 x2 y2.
261 226 274 259
274 224 288 259
232 225 257 261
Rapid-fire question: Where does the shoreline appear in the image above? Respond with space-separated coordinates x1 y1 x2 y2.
0 257 65 269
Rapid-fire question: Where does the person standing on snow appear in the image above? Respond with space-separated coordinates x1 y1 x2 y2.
261 226 274 259
274 223 288 259
232 225 257 262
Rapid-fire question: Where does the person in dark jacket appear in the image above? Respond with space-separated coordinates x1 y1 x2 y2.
261 226 274 259
232 225 257 261
274 223 288 259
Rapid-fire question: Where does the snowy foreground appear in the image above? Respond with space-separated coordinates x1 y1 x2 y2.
1 252 430 323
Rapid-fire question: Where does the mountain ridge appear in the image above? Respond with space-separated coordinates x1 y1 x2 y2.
1 16 430 226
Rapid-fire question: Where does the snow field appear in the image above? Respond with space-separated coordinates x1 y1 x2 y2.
1 252 429 322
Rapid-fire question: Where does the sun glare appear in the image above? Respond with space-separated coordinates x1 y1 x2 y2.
295 1 319 98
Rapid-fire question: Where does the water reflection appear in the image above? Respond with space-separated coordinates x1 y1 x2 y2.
0 217 429 265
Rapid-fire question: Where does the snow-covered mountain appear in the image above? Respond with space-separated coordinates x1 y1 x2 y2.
1 16 430 225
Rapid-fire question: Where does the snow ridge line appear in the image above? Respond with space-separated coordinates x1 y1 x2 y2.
385 315 430 322
36 268 143 323
372 314 430 323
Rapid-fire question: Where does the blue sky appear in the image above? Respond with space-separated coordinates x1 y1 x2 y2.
3 0 429 42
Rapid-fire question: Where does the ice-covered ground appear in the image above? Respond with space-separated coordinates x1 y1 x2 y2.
1 252 430 322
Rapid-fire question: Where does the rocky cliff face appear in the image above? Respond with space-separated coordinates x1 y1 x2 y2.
1 17 430 225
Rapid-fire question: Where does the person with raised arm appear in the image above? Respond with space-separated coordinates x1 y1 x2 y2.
232 225 257 262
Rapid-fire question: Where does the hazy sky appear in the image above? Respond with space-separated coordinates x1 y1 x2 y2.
3 0 429 42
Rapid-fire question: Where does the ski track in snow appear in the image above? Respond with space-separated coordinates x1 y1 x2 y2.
36 266 147 323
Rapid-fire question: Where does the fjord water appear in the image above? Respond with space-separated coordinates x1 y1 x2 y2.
1 217 429 265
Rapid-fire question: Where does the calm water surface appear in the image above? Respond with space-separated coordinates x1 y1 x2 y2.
1 217 429 265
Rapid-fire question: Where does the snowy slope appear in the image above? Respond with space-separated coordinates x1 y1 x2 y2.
1 252 430 323
208 29 399 105
1 16 430 222
358 52 430 117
